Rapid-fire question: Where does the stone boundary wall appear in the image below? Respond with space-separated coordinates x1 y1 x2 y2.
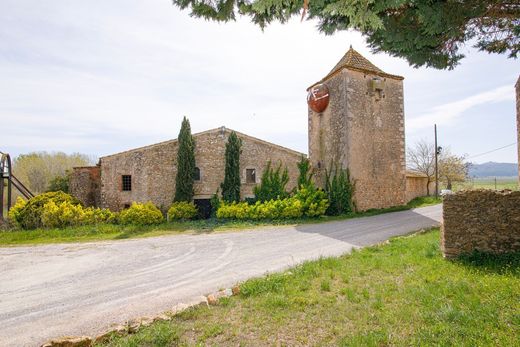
441 190 520 258
405 174 434 202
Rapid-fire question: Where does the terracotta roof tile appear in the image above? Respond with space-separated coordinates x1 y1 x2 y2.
307 46 403 90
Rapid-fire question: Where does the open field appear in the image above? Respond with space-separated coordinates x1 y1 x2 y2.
98 229 520 347
0 196 441 246
453 176 518 191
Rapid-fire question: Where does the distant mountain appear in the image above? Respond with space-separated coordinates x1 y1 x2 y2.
468 162 518 178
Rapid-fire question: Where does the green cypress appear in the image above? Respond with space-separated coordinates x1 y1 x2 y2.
174 117 196 202
221 131 242 203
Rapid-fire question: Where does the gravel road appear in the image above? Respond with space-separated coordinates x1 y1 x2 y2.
0 205 441 346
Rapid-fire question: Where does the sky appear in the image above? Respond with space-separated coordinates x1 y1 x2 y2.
1 0 518 164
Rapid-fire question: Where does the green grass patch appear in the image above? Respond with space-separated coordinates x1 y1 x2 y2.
98 229 520 346
453 177 519 191
0 196 441 246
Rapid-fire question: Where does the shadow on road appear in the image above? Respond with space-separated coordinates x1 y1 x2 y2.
294 209 441 246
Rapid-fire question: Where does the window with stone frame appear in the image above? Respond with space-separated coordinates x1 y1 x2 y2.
194 167 201 181
246 168 256 184
122 175 132 191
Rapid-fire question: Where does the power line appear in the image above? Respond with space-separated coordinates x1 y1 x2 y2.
467 142 517 159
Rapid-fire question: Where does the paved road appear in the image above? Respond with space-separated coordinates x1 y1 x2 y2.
0 205 441 346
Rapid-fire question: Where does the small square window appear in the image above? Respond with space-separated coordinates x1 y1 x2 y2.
246 169 256 184
122 175 132 191
194 167 201 181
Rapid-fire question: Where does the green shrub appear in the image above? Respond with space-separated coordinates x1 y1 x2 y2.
216 192 327 221
40 200 115 228
7 197 27 227
119 202 164 225
15 191 82 229
253 161 290 202
294 186 329 217
167 201 198 220
297 155 314 189
325 165 355 216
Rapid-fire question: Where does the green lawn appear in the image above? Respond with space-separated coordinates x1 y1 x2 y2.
98 229 520 347
453 177 519 191
0 196 441 246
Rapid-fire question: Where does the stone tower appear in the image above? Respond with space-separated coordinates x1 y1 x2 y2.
307 47 406 211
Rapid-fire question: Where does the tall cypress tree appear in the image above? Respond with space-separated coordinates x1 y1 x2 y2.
174 117 195 202
221 131 242 203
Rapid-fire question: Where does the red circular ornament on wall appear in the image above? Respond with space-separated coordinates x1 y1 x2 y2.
307 83 330 113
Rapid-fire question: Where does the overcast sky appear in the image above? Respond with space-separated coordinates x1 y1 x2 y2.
1 0 518 164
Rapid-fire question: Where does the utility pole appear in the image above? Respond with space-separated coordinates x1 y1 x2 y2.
434 124 439 198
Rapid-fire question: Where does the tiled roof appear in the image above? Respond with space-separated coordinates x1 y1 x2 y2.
329 46 384 76
307 46 403 90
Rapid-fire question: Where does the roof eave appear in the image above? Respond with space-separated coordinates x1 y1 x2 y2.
306 65 404 91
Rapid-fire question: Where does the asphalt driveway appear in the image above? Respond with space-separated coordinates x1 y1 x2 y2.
0 204 442 346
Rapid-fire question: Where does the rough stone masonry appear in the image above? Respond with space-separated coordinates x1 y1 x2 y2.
441 190 520 258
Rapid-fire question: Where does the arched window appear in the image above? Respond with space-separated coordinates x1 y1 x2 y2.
193 167 201 181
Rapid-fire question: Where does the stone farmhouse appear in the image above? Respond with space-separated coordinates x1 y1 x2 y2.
71 47 429 214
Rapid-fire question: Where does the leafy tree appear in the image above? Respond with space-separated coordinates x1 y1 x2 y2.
47 172 71 193
221 131 242 202
297 155 314 189
172 0 519 69
253 161 290 202
324 163 354 215
12 152 92 194
439 150 469 190
407 140 435 195
174 117 196 202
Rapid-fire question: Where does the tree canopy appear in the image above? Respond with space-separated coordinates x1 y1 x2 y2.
172 0 519 69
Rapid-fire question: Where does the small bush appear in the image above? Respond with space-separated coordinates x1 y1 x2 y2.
325 165 355 216
15 191 82 229
119 202 164 225
7 197 27 227
167 201 198 221
293 185 329 217
253 161 290 202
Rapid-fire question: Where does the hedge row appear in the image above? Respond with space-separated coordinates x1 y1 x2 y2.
8 192 198 230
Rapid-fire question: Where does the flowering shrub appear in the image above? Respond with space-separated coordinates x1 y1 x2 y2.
216 192 328 220
167 201 198 220
7 197 27 227
293 186 329 217
118 202 164 225
14 191 82 229
40 200 116 228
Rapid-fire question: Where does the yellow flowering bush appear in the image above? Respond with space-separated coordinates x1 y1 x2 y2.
40 200 116 228
7 197 27 227
167 201 198 221
13 191 82 229
216 186 328 220
118 202 164 225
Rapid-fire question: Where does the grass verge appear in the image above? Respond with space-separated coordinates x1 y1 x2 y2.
0 196 441 246
98 229 520 347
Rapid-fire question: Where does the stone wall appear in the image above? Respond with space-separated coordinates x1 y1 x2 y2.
308 69 406 211
441 190 520 258
99 128 303 211
70 166 101 207
405 173 434 202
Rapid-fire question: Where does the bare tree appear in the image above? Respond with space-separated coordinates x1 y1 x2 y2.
407 140 435 195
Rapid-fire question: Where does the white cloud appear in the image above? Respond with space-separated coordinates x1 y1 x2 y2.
407 85 515 131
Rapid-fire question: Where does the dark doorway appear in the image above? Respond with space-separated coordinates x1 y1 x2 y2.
194 199 212 219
